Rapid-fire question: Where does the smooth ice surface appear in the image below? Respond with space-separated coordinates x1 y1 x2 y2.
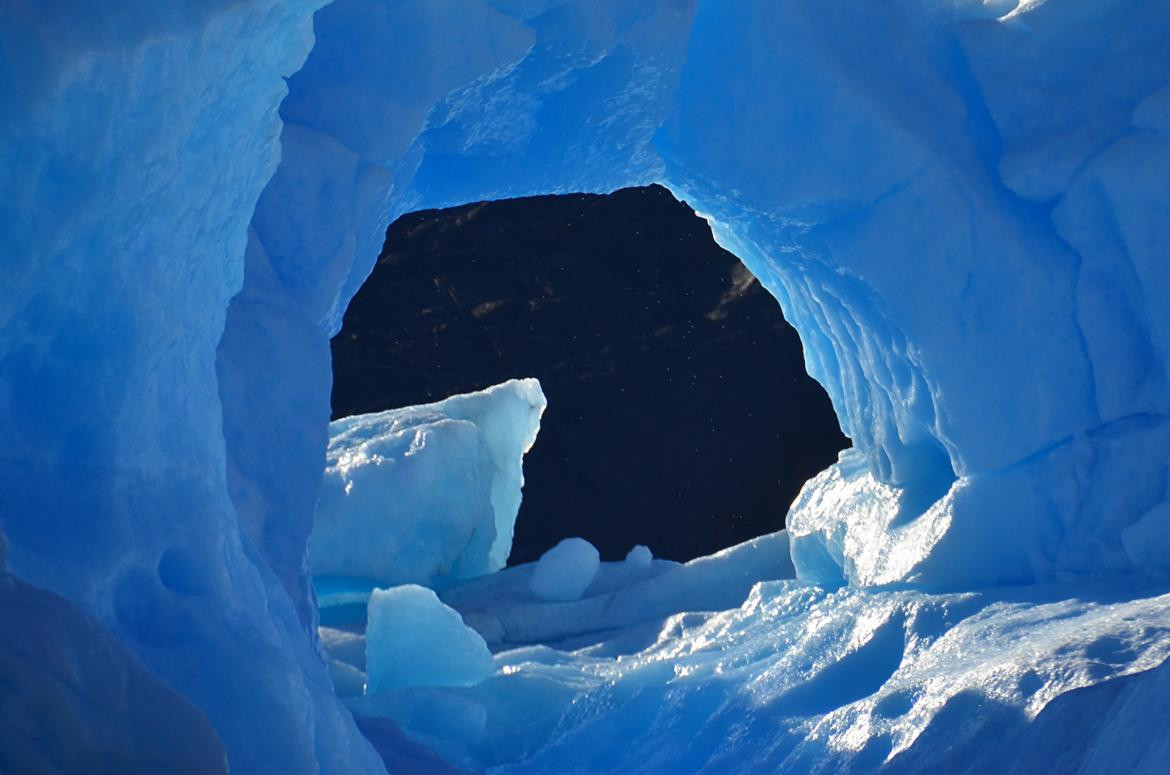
4 0 1170 772
365 585 495 693
310 379 545 586
529 538 600 602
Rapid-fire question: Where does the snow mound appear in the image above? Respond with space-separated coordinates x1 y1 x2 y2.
625 545 653 569
529 538 600 602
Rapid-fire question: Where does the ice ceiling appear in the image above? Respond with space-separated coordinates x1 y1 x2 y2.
2 0 1170 772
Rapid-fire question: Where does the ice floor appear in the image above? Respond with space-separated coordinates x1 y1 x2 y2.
321 533 1170 773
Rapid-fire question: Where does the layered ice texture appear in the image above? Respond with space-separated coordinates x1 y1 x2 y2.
3 0 1170 772
310 379 546 586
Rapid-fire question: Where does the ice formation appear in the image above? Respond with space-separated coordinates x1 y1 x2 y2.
0 3 385 772
310 379 545 586
0 565 229 774
528 537 600 602
3 0 1170 772
441 530 795 649
626 544 653 569
365 585 495 693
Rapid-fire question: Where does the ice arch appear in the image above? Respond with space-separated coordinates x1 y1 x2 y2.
2 0 1170 771
228 0 1170 614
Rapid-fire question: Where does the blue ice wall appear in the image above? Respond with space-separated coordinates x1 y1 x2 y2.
661 0 1170 589
0 2 383 771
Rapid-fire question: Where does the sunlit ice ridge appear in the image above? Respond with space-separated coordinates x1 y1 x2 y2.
2 1 1170 772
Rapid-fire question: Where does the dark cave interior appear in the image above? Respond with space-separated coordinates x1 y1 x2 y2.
331 185 848 564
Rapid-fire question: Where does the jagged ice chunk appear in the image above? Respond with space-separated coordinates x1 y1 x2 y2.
310 379 545 587
365 585 495 694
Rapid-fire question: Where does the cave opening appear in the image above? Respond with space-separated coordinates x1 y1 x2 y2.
329 184 849 567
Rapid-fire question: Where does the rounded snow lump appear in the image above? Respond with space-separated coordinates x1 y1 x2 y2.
529 538 600 601
365 584 494 693
625 544 653 569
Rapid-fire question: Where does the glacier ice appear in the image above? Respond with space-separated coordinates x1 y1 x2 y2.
314 531 794 655
625 544 653 569
528 537 600 602
310 378 545 587
0 565 229 774
365 585 495 693
348 580 1170 774
3 0 1170 772
0 2 385 772
440 530 795 649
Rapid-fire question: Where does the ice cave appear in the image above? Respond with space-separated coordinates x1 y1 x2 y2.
3 1 1170 773
329 184 849 565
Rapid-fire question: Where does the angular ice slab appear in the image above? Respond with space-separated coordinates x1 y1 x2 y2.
365 585 495 693
310 379 545 587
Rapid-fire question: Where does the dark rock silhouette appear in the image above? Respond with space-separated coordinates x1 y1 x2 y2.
332 185 848 564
